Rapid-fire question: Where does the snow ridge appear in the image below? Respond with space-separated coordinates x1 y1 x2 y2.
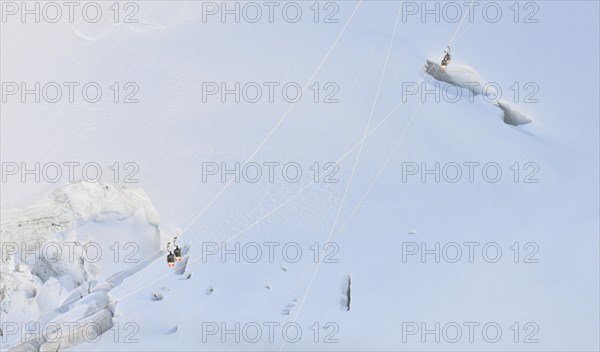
424 59 533 126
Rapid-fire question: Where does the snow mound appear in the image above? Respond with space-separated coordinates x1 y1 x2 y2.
495 99 533 126
423 59 532 126
424 59 493 96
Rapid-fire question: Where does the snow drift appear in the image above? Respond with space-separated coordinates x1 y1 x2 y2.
424 59 532 126
423 59 492 96
495 99 533 126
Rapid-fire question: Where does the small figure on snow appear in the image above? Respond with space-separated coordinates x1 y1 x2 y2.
441 46 451 69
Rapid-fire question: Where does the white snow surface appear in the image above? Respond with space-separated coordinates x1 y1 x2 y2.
1 1 598 351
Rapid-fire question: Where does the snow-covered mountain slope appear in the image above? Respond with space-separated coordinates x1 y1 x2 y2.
1 1 598 351
0 182 164 350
